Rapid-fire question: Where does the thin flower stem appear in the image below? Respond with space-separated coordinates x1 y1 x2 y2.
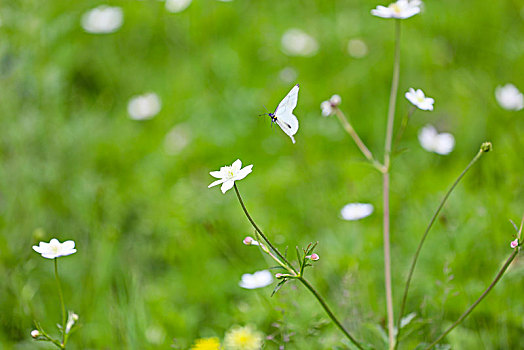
395 148 486 349
54 258 66 348
297 277 365 350
423 250 518 350
383 19 401 350
334 108 386 173
233 184 297 274
393 106 416 151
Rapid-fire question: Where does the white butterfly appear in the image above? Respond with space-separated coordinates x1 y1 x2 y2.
264 84 300 144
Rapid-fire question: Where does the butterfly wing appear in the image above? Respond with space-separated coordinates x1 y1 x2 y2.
274 84 300 143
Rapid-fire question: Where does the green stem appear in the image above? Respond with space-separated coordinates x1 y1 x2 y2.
334 108 386 173
383 19 401 350
424 250 518 350
54 258 66 349
233 184 297 274
298 277 364 350
395 148 486 349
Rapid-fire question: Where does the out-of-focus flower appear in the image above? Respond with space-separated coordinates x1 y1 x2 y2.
320 94 342 117
341 203 374 221
405 88 434 111
347 39 368 58
81 6 123 34
165 0 192 13
239 270 273 289
224 325 264 350
208 159 253 194
371 0 422 19
418 125 455 155
33 239 77 259
31 330 40 338
127 93 162 121
510 239 519 249
65 311 79 334
306 253 320 261
164 124 192 155
495 84 524 111
279 67 298 84
191 337 221 350
281 29 318 57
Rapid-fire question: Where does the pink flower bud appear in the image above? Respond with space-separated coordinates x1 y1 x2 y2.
275 273 284 279
306 253 319 261
243 236 254 245
31 330 40 338
510 239 519 249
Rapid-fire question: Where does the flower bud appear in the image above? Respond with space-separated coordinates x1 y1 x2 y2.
330 94 341 106
306 253 319 261
510 239 519 249
275 273 285 279
31 330 40 338
481 142 492 152
243 236 254 245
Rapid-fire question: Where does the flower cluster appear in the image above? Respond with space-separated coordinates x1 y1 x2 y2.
320 94 342 117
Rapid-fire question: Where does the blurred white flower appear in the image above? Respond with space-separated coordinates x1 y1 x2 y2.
495 84 524 111
239 270 274 289
510 239 519 249
208 159 253 194
320 94 341 117
81 6 123 34
347 39 368 58
31 330 40 338
281 29 318 57
279 67 298 84
33 238 77 259
65 311 79 334
165 0 192 13
341 203 374 221
164 124 192 155
418 125 455 155
405 88 434 111
371 0 421 19
127 93 162 120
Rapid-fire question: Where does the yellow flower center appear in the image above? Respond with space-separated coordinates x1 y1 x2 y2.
389 3 401 14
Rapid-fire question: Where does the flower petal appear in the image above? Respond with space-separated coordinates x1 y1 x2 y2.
209 170 225 179
234 165 253 181
208 179 225 188
231 159 242 171
221 180 235 193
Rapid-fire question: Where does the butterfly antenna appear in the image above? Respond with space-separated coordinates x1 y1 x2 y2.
258 105 271 117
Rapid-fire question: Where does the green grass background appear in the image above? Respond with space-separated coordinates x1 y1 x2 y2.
0 0 523 348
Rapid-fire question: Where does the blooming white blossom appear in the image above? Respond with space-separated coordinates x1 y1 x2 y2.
405 88 434 111
371 0 422 19
33 238 77 259
165 0 192 13
495 84 524 111
418 125 455 155
347 39 368 58
281 29 318 57
239 270 274 289
320 94 342 117
127 93 162 120
341 203 374 221
81 6 123 34
510 239 519 249
208 159 253 194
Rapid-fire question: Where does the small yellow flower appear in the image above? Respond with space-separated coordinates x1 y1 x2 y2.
224 325 264 350
191 337 221 350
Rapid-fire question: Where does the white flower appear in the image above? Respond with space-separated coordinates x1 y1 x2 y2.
320 94 342 117
347 39 368 59
340 203 374 221
281 29 318 57
239 270 274 289
127 93 162 120
208 159 253 194
279 67 298 84
405 88 434 111
495 84 524 111
32 238 77 259
165 0 192 13
65 311 79 334
418 125 455 155
371 0 422 19
31 330 40 338
81 6 123 34
164 124 191 155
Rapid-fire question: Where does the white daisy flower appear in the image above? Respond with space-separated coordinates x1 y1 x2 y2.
33 238 77 259
418 125 455 155
127 93 162 121
81 6 123 34
371 0 422 19
281 29 318 57
208 159 253 194
405 88 434 111
340 203 374 221
239 270 274 289
495 84 524 111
